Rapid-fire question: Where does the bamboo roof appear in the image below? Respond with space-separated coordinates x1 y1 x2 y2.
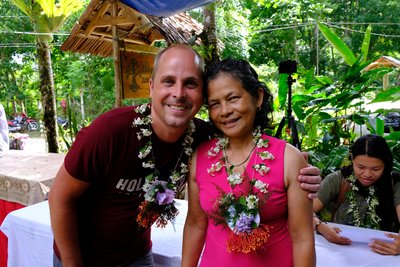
61 0 203 57
364 56 400 71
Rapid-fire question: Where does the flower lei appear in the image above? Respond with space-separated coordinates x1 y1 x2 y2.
345 174 380 230
132 103 195 228
206 127 275 253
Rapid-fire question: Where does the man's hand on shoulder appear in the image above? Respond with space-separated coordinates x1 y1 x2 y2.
299 152 322 199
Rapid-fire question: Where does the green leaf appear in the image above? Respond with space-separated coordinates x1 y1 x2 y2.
278 74 288 108
317 21 357 66
376 117 385 136
293 102 306 120
352 114 367 125
317 111 332 121
384 132 400 141
371 86 400 102
239 196 247 206
360 25 371 64
324 146 349 174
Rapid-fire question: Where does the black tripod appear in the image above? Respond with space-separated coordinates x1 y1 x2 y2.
274 60 301 150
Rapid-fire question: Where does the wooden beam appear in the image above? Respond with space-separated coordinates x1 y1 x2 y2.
84 2 111 36
75 31 149 46
93 15 134 27
120 2 152 32
123 43 161 54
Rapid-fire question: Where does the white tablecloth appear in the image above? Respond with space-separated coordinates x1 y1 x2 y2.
1 200 400 267
0 150 64 205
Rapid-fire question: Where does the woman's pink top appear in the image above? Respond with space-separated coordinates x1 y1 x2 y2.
196 135 292 266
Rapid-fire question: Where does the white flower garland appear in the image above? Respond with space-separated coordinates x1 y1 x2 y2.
205 127 274 252
207 127 273 182
206 127 272 215
346 174 380 229
132 103 195 201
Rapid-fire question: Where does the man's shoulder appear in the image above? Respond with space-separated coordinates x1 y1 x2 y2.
98 106 136 120
91 106 138 126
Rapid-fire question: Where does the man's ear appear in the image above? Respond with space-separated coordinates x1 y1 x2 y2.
149 79 154 97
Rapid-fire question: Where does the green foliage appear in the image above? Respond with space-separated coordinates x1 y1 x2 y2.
317 21 357 66
284 18 400 175
308 145 349 177
11 0 84 43
1 0 399 161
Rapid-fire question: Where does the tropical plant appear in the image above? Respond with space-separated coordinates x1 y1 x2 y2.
10 0 84 152
277 21 400 176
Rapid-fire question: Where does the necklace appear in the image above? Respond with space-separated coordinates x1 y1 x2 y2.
346 174 380 229
207 127 274 179
132 103 195 228
223 142 257 167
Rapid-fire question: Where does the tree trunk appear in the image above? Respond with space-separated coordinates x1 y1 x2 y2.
37 41 59 153
201 3 219 66
80 86 85 121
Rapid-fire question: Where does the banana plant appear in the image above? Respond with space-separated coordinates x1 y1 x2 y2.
277 21 399 174
317 21 371 66
11 0 84 152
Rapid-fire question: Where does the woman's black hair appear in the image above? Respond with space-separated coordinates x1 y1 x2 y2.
204 59 274 134
341 134 395 231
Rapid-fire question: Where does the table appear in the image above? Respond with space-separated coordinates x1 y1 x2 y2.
0 200 187 267
0 150 64 206
315 223 400 266
1 200 400 267
0 149 64 267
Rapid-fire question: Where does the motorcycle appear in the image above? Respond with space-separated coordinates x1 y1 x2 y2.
57 117 69 130
8 120 21 132
7 114 38 132
21 117 38 131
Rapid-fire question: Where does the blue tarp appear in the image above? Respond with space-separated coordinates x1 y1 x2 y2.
120 0 216 17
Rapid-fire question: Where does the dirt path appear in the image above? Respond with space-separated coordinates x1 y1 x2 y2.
24 136 47 153
9 131 47 153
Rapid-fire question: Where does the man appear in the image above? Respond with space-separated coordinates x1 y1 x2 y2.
49 44 321 267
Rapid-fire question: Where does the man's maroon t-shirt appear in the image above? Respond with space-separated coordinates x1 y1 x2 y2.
55 106 209 266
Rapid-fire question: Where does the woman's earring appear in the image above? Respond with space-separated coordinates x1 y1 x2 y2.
257 106 261 112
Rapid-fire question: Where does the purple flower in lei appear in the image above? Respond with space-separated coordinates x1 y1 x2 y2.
234 212 255 234
156 189 176 205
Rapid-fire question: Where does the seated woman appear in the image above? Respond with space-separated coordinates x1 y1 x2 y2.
313 134 400 255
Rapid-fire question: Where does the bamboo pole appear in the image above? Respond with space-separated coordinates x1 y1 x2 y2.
112 1 122 107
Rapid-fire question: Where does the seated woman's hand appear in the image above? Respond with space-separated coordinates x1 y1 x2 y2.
369 232 400 255
318 223 352 245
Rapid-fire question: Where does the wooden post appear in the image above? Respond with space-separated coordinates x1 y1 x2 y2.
112 1 122 107
383 74 389 90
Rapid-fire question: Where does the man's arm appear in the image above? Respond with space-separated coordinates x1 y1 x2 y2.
48 164 90 267
299 152 322 199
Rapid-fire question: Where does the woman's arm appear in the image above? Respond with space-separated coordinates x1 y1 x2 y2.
181 152 208 267
285 144 316 267
312 179 352 245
